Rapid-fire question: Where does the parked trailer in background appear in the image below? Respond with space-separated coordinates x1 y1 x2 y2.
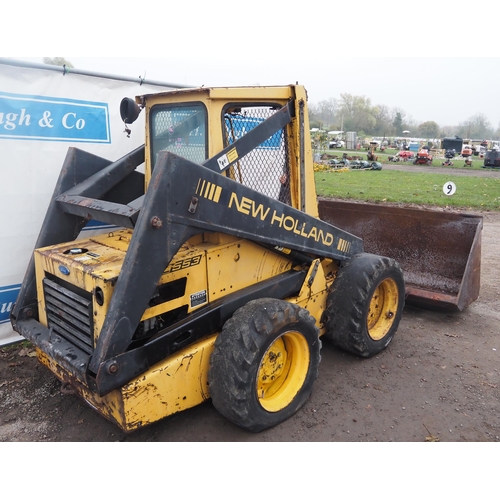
441 136 463 157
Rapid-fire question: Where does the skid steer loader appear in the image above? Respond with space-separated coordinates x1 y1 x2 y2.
10 85 405 433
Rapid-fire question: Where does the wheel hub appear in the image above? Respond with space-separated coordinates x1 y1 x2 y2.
256 331 310 413
367 278 399 341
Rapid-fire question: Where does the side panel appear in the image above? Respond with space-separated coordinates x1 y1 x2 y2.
206 241 293 301
37 336 217 432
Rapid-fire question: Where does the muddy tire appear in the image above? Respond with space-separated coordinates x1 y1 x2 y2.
208 298 321 432
323 253 405 358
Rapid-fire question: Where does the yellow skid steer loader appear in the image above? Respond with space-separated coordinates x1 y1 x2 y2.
11 85 414 432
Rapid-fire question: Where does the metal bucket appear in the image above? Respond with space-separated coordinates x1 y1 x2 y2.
318 198 483 312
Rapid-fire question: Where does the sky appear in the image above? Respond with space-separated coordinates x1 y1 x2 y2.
6 1 500 128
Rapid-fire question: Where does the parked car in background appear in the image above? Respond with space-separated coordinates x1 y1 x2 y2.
329 140 345 149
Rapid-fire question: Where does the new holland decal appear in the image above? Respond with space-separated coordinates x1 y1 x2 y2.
194 177 354 252
228 192 335 247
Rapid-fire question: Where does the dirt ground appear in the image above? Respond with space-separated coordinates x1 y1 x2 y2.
1 167 499 442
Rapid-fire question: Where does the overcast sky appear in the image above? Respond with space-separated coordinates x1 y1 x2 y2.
7 1 500 128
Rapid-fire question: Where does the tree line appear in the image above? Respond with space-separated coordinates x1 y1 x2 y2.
309 93 500 140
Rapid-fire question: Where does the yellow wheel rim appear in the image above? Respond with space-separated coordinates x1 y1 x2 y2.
367 278 399 341
256 331 310 413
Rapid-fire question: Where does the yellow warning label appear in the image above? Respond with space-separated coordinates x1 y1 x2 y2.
274 246 292 255
227 147 238 163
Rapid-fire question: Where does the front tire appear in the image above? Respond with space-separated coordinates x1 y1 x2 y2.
208 298 321 432
323 253 405 358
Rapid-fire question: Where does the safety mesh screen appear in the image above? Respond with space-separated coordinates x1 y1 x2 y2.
223 106 291 204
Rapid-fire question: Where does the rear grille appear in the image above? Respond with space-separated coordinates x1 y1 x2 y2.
43 277 93 354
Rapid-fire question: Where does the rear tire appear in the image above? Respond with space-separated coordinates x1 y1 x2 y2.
208 298 321 432
323 253 405 358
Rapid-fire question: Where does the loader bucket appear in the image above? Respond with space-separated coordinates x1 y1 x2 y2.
318 198 483 312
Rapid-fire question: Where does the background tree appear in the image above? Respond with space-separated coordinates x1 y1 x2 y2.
417 121 440 138
494 123 500 140
338 93 376 135
309 99 339 130
309 118 323 130
310 93 499 141
392 111 403 135
439 125 459 138
43 57 74 68
402 115 418 134
308 103 320 126
372 104 393 137
318 98 338 127
456 113 493 140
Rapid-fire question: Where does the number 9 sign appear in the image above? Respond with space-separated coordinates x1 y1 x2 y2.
443 181 456 196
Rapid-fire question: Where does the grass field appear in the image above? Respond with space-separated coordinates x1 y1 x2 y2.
314 149 500 211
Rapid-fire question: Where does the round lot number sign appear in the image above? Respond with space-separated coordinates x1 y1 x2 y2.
443 181 456 196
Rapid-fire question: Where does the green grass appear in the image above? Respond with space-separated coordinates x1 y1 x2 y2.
0 340 33 352
314 169 500 211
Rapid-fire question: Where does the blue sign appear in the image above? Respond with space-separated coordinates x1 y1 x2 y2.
81 219 116 232
225 116 282 150
0 91 110 143
0 284 20 324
